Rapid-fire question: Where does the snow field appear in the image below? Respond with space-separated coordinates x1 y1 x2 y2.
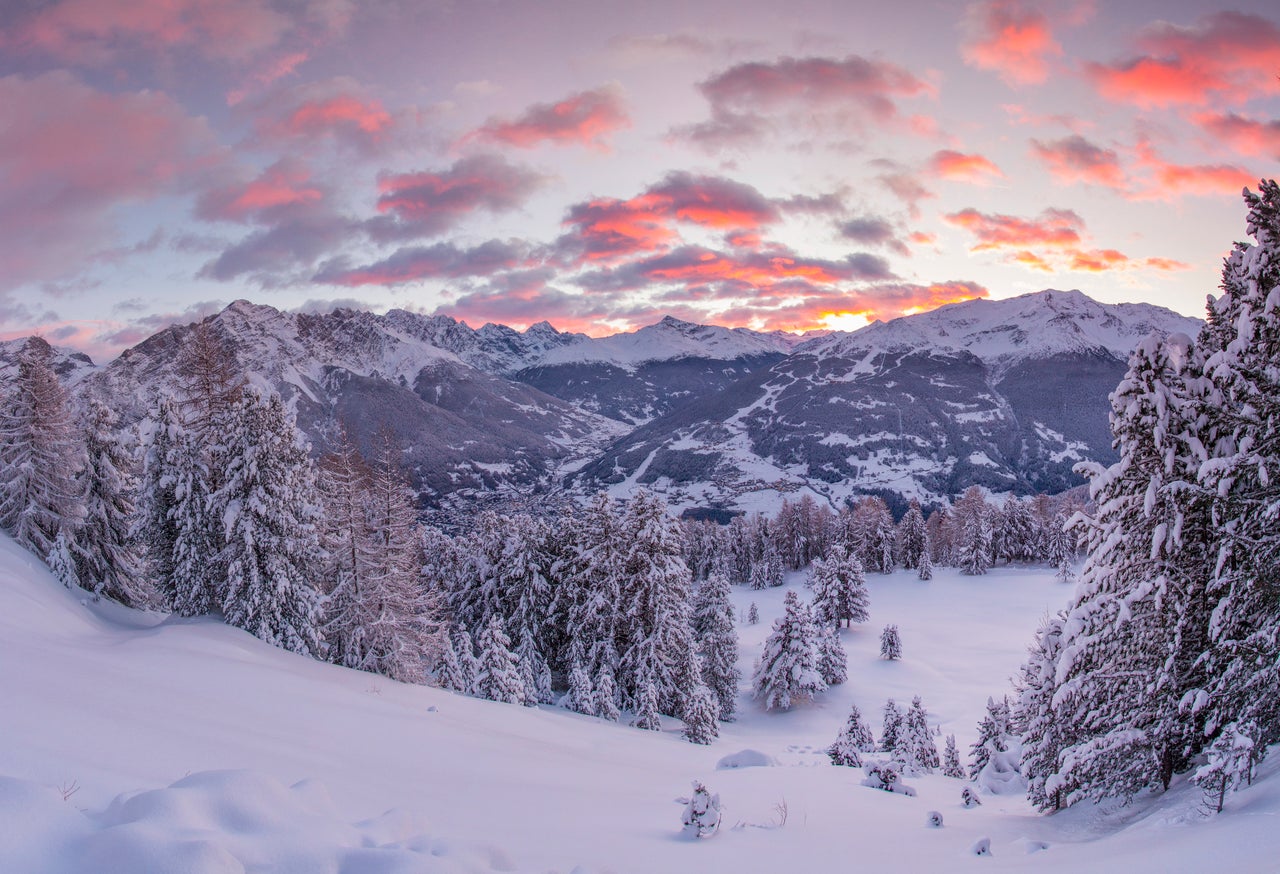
2 535 1277 872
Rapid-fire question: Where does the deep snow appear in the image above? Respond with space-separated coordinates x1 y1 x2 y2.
1 534 1275 872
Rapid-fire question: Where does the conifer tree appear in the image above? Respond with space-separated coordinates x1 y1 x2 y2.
809 544 869 628
0 338 84 562
828 702 876 766
1017 612 1070 811
595 664 621 722
880 698 903 752
895 499 929 569
681 683 720 744
632 679 662 731
216 389 324 656
943 735 965 778
136 396 184 604
564 662 596 716
917 547 933 581
880 624 902 660
75 400 149 606
746 603 759 625
476 615 527 704
436 629 473 694
969 697 1013 779
692 572 739 721
901 696 940 773
817 627 847 686
751 590 826 710
953 487 993 575
47 527 81 590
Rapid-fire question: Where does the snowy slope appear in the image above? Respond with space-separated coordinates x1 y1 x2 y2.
534 315 804 370
1 533 1273 873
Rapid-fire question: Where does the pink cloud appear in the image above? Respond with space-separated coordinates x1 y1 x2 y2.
1030 135 1126 189
466 85 630 151
0 72 218 289
944 207 1084 250
1195 113 1280 160
961 0 1063 86
369 155 547 240
929 149 1005 184
196 159 323 223
1087 11 1280 107
314 239 529 287
8 0 292 64
1129 141 1257 201
700 54 933 116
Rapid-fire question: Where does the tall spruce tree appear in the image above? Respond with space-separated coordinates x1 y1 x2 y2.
692 572 739 721
895 499 929 569
215 389 323 656
809 543 870 629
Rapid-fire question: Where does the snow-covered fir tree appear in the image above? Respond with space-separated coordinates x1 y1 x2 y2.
475 615 527 705
691 572 739 721
969 696 1013 780
74 400 149 606
135 397 184 604
1016 611 1070 811
746 602 759 625
553 492 623 683
0 338 84 563
632 679 662 731
595 664 621 722
817 627 847 686
681 683 720 744
880 623 902 660
748 540 784 589
436 628 474 694
1045 332 1215 804
216 389 324 656
953 487 993 575
828 702 876 766
847 496 896 573
943 735 965 778
564 662 596 716
880 698 903 752
895 499 929 569
681 780 721 838
615 490 698 718
751 590 826 711
898 696 939 773
809 544 870 629
917 547 933 581
992 497 1039 564
1194 724 1255 813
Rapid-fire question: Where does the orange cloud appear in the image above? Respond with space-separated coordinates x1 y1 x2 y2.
1031 135 1126 189
929 149 1005 184
1130 141 1257 200
961 0 1063 86
468 85 629 151
1087 11 1280 107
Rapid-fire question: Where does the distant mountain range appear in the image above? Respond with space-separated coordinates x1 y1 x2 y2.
24 289 1201 513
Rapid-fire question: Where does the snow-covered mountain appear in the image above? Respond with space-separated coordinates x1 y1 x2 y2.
572 290 1202 512
88 301 625 503
0 337 97 385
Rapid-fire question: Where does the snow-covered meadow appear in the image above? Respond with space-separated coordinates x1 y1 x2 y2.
2 533 1275 873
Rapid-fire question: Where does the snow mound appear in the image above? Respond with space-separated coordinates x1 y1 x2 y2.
0 770 517 874
715 750 779 770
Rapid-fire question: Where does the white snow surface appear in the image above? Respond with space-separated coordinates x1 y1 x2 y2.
800 289 1203 375
1 535 1274 873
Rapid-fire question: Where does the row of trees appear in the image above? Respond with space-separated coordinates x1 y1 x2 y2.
1016 181 1280 812
682 488 1080 587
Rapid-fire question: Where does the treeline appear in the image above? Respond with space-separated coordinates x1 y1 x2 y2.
681 487 1082 588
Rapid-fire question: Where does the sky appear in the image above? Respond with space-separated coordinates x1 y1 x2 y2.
1 0 1277 361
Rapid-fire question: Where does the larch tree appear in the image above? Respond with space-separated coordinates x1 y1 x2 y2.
0 338 84 562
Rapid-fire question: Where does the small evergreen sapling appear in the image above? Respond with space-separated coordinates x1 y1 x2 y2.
828 703 875 767
681 684 721 745
880 624 902 660
880 698 903 752
943 735 965 779
961 786 982 808
681 781 722 838
564 662 596 716
746 603 759 624
476 616 527 704
1193 724 1255 813
862 761 916 796
633 680 662 731
817 628 847 686
595 666 621 722
917 549 933 581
